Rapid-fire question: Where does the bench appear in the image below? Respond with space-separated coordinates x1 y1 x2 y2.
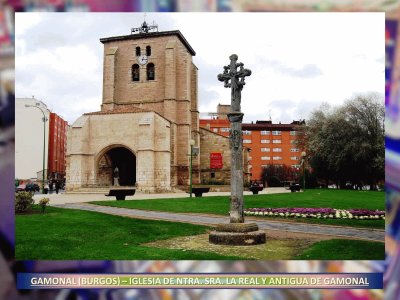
105 189 135 200
249 185 263 194
188 187 210 197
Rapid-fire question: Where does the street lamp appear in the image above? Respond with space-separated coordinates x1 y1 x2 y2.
189 139 195 198
25 103 47 194
301 151 306 191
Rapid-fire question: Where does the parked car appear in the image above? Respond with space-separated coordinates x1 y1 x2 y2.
15 184 26 192
25 183 40 192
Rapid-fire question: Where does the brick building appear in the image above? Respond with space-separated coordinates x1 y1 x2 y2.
48 112 68 181
200 105 304 182
242 120 305 182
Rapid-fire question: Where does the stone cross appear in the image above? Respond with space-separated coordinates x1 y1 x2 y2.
217 54 251 223
209 55 265 245
217 54 252 112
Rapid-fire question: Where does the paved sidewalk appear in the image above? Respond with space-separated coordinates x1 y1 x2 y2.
34 187 290 205
55 202 384 243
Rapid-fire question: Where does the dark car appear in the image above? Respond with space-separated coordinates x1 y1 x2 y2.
25 183 40 192
289 183 301 192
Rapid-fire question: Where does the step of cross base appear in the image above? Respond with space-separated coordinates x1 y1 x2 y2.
209 223 266 245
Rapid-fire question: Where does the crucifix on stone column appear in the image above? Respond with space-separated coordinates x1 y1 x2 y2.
217 54 252 113
218 54 251 223
209 54 265 245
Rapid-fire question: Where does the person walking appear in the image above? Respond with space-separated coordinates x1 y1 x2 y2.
55 180 60 194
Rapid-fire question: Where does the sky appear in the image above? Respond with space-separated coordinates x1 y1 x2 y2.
15 12 384 124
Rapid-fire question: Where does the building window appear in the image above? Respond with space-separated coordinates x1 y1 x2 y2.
260 139 270 144
211 172 215 178
261 148 270 152
147 63 155 80
243 139 252 144
212 128 218 133
132 64 140 81
292 164 301 168
272 130 281 135
291 148 300 152
290 131 297 136
272 139 282 144
273 156 282 160
291 156 299 160
146 45 151 56
261 130 270 135
272 148 282 152
220 128 230 132
261 156 271 160
243 130 252 135
290 140 297 144
135 46 141 56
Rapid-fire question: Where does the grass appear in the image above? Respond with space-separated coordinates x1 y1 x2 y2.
295 239 385 260
91 189 385 229
15 206 242 260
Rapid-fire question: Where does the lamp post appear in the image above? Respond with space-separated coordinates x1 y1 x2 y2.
189 139 195 198
25 103 47 194
301 151 306 191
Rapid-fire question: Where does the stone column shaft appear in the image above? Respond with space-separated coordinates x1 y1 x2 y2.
228 112 244 223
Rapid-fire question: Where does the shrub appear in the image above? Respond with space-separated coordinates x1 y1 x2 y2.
39 198 50 213
15 191 34 213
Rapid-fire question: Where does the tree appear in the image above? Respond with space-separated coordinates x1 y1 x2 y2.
300 93 384 189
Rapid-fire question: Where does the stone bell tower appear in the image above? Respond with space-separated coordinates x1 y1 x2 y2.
99 21 200 187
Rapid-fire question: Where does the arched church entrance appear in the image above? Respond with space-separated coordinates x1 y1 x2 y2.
97 146 136 186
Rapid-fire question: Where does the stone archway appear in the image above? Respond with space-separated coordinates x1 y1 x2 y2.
97 146 136 186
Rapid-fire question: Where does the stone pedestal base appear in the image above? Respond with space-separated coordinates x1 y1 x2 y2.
209 223 266 246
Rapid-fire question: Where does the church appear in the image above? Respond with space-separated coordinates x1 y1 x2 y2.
66 22 242 193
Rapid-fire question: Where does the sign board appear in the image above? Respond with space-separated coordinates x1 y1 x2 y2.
210 152 223 169
192 147 199 155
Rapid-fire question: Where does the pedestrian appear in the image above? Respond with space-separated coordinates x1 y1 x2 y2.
49 181 54 194
55 180 60 194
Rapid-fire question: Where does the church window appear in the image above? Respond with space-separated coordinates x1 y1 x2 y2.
146 46 151 56
136 47 141 56
132 64 140 81
147 63 155 80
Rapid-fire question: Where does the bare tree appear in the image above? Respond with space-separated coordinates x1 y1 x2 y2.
301 93 384 189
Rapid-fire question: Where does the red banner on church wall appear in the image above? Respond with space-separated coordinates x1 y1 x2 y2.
210 152 223 169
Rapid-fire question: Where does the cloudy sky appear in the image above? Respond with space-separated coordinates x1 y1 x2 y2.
15 12 384 124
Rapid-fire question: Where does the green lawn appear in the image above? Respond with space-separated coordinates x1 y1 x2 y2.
16 206 242 260
16 204 384 260
295 239 385 260
91 189 384 229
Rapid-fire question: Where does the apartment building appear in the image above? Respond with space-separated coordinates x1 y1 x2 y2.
48 112 68 180
200 109 304 181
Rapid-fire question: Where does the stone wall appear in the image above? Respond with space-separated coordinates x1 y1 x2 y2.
199 127 250 186
199 127 231 184
66 111 171 192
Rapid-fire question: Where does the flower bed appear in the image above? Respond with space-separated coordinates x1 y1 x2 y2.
244 208 385 220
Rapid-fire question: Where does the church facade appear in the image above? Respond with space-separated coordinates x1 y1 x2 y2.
66 24 203 192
